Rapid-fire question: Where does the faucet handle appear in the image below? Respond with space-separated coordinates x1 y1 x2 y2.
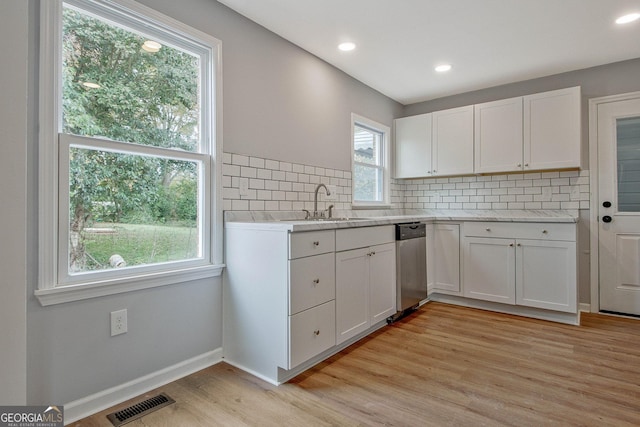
302 209 310 219
327 204 334 219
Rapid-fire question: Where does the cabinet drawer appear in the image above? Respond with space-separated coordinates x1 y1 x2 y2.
289 230 335 259
288 300 336 369
336 225 395 252
289 253 335 315
463 221 575 241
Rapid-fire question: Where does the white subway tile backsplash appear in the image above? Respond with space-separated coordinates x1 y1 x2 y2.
222 151 590 213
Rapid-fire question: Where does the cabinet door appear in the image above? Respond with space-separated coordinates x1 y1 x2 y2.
463 237 516 304
336 247 370 344
474 97 523 173
425 223 435 293
433 224 460 293
432 106 474 176
369 242 397 324
394 114 432 179
516 239 577 313
523 86 581 170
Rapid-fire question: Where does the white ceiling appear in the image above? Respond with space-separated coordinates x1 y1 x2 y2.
217 0 640 105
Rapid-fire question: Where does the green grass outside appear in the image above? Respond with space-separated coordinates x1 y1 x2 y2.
83 223 198 270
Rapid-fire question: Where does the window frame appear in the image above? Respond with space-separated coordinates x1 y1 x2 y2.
36 0 224 306
351 113 391 208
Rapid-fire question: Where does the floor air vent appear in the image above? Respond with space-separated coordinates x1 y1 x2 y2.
107 393 175 426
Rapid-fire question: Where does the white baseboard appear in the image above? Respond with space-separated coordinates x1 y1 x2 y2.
579 303 591 313
63 348 223 425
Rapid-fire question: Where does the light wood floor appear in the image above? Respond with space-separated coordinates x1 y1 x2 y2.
72 302 640 426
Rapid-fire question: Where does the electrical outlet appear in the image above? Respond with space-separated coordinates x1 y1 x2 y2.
110 309 128 336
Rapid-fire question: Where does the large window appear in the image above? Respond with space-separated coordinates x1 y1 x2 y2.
351 114 390 207
37 0 223 305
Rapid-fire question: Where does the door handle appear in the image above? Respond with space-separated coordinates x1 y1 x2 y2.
603 201 612 208
602 215 612 223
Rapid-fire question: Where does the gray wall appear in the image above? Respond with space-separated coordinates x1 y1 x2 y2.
403 58 640 306
0 0 28 405
15 0 401 406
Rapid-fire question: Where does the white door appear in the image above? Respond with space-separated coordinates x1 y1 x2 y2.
597 97 640 315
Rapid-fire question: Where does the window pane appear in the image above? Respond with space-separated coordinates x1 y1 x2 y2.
62 6 201 152
617 117 640 212
353 164 383 202
354 125 382 166
69 146 200 273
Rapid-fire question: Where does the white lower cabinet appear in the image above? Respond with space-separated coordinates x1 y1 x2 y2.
462 222 577 313
336 226 396 345
225 223 396 384
224 227 337 384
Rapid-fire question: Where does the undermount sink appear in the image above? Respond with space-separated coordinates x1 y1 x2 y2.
279 217 371 222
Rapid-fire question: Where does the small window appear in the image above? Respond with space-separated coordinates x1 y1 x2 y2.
37 0 223 305
351 114 390 207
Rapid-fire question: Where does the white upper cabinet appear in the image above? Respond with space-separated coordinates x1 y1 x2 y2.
432 105 474 176
394 113 432 179
395 86 581 178
524 86 581 170
474 97 524 173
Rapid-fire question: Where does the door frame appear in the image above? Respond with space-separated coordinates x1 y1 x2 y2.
588 90 640 313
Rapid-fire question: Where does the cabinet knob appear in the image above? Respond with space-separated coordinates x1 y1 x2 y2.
525 163 529 167
517 243 521 247
371 251 376 256
312 278 320 285
509 243 514 247
485 228 491 232
542 229 548 234
314 330 320 336
433 170 437 173
517 163 522 168
313 241 320 246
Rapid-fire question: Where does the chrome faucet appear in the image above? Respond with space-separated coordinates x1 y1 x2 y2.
313 183 331 218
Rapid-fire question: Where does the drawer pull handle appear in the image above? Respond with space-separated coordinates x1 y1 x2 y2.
313 241 320 246
542 230 548 234
314 330 320 336
312 278 320 285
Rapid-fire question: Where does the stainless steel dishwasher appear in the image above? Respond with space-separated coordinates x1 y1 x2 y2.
395 223 427 314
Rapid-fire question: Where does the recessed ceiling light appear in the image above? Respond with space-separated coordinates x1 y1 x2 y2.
338 42 356 52
616 13 640 24
142 40 162 52
435 64 452 73
81 81 101 89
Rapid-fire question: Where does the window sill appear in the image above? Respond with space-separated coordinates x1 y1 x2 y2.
35 263 225 306
351 203 393 210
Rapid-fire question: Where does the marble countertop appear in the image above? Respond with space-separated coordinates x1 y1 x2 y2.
224 209 578 232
